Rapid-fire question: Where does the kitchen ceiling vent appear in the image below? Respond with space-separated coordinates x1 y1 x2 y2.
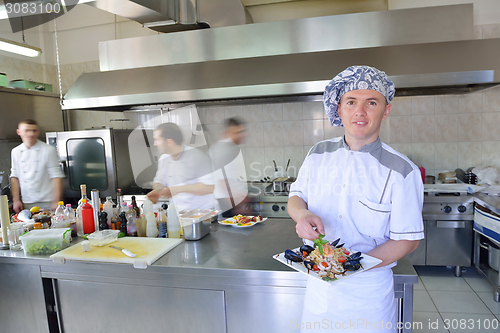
87 0 251 33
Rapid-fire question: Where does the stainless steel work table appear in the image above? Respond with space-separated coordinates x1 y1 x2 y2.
0 218 418 333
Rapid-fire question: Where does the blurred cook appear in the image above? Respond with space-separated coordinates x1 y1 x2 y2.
147 122 215 211
10 119 64 212
288 66 424 332
209 117 248 217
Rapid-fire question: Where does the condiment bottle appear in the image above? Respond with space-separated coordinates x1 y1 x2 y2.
146 212 158 237
81 200 95 234
131 196 141 218
419 166 425 183
158 205 168 238
102 197 114 228
167 203 180 238
125 205 137 236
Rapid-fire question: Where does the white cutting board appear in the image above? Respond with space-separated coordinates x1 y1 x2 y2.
51 237 183 269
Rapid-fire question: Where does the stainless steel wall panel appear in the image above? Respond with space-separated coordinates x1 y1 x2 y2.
99 4 473 71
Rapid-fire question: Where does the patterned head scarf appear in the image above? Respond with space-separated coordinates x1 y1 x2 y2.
323 65 395 127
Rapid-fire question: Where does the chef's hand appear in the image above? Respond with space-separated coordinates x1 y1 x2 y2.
51 200 59 212
147 189 161 204
295 210 325 241
13 200 23 213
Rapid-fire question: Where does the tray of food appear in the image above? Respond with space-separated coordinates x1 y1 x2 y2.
218 215 267 227
273 235 382 284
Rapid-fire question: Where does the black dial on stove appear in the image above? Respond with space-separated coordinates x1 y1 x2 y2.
272 204 280 212
443 206 452 213
281 206 286 211
457 205 467 213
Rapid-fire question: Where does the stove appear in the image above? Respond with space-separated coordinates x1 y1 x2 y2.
246 182 290 218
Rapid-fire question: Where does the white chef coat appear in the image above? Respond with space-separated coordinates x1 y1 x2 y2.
209 138 248 205
10 140 64 204
289 136 424 332
153 146 215 211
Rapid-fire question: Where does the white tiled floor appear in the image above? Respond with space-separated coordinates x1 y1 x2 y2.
412 266 500 332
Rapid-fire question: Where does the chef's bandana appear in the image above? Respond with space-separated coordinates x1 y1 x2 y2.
323 65 395 127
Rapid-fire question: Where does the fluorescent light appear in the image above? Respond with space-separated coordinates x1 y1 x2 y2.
0 37 42 57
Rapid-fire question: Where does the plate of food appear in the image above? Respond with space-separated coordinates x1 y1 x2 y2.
218 215 267 227
273 235 382 284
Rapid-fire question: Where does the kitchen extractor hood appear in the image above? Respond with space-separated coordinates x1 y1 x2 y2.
63 4 500 111
86 0 251 32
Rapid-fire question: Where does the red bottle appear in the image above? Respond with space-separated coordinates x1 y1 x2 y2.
419 166 425 183
82 201 95 234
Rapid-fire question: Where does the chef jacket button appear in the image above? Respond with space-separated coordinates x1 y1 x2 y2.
343 184 346 188
350 152 354 155
339 215 342 218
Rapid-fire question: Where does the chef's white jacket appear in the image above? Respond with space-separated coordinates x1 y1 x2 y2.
153 146 215 211
10 140 64 204
289 136 424 332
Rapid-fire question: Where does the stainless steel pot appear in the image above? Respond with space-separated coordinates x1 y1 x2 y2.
272 177 296 192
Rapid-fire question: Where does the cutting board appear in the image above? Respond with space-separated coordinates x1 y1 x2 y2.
50 237 183 269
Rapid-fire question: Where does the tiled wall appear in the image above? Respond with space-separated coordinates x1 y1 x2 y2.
0 54 100 94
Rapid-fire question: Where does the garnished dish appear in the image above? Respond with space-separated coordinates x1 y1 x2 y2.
274 235 382 283
219 215 267 227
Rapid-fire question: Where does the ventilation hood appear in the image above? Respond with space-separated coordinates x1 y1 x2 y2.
63 4 500 111
87 0 251 32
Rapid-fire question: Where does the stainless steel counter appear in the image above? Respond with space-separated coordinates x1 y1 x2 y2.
474 193 500 216
0 219 418 333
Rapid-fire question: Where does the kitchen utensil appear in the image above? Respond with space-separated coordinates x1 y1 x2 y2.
285 159 290 172
110 245 137 258
273 160 277 172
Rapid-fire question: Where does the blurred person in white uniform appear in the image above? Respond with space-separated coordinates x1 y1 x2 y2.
147 122 215 211
288 66 424 332
209 117 248 217
10 119 64 212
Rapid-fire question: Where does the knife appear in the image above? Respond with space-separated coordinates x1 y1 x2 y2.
109 245 137 258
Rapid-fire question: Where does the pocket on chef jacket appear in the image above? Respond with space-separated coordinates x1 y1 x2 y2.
353 198 391 240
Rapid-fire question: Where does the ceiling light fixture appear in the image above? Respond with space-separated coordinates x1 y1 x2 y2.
0 36 42 57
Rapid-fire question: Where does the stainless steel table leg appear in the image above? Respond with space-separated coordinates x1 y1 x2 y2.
454 266 462 277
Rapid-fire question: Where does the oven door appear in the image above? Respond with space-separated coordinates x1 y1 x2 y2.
426 218 473 266
57 129 116 198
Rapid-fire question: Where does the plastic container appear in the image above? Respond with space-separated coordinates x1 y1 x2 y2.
86 230 120 247
103 197 114 228
8 223 24 251
20 228 71 255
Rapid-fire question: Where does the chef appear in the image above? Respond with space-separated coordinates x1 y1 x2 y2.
147 122 215 211
209 117 248 217
287 66 424 332
10 119 64 212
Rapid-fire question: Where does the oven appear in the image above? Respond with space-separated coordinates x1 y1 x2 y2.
407 194 474 276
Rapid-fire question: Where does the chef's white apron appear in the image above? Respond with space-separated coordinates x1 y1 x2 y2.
300 267 396 333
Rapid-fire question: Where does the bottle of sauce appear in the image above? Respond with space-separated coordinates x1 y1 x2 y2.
103 197 114 228
167 203 180 238
131 196 141 218
81 200 95 234
78 184 91 206
146 212 158 237
125 205 137 236
158 205 168 238
419 166 425 183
